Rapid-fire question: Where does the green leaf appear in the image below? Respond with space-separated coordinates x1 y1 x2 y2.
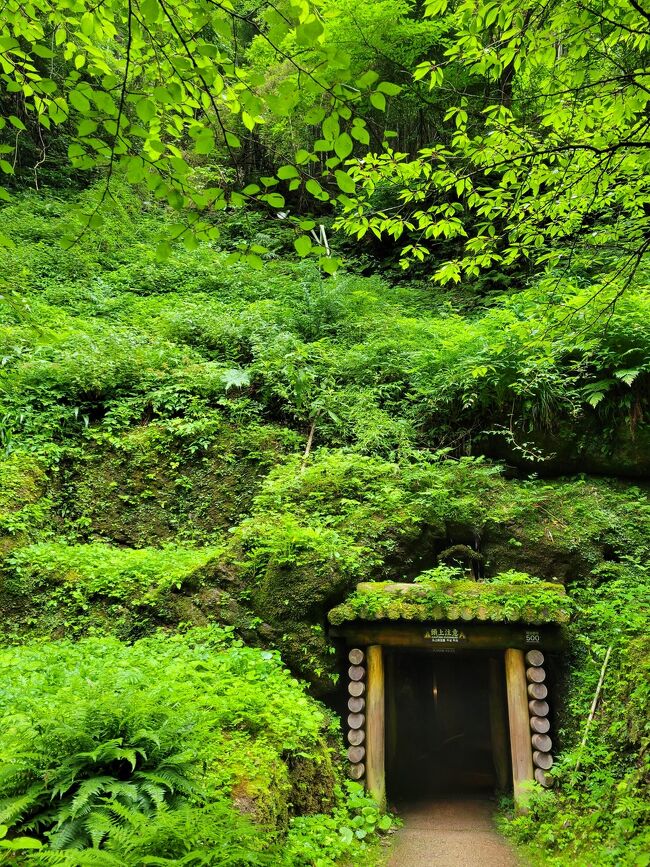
370 92 386 111
141 0 161 24
78 118 97 136
156 240 172 260
319 256 339 274
0 837 42 850
221 368 251 390
294 235 312 257
351 126 370 145
69 89 91 114
334 132 353 160
277 165 299 180
377 81 402 96
335 170 355 193
304 107 326 125
80 12 94 36
264 192 285 208
32 43 54 59
136 99 156 123
194 133 215 155
296 17 324 46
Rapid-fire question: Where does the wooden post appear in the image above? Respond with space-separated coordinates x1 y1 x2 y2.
366 644 386 809
488 656 510 792
505 648 534 812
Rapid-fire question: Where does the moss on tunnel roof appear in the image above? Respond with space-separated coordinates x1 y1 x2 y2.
328 579 571 626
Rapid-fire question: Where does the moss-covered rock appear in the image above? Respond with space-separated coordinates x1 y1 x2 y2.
61 418 300 546
0 452 52 556
0 541 222 639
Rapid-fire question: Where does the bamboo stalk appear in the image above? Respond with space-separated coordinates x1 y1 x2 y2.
575 645 612 773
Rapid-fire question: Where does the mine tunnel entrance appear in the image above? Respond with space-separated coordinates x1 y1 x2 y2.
385 650 510 800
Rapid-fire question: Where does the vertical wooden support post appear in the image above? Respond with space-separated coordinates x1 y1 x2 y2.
505 648 534 812
366 644 386 809
488 656 510 792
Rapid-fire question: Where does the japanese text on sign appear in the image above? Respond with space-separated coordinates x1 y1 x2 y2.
424 627 468 644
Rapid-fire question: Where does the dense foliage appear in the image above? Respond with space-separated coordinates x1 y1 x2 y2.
1 0 649 863
0 627 389 864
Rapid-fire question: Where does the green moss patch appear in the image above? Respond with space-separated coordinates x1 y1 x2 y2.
328 574 571 625
0 452 52 554
1 542 223 639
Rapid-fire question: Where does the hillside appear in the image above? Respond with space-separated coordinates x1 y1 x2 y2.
0 186 648 863
1 0 650 860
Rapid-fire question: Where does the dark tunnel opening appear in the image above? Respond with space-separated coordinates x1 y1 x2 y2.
385 650 511 801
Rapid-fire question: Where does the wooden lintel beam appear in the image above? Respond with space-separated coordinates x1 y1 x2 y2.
329 622 564 651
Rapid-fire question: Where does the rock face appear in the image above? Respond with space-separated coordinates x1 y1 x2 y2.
2 438 648 694
60 421 300 547
475 420 650 479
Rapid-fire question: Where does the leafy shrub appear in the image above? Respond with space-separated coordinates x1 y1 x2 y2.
0 629 348 860
503 560 650 864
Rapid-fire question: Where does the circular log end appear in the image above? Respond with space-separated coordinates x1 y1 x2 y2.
349 762 365 780
348 665 365 682
526 666 546 683
347 745 366 763
531 733 553 752
348 648 364 665
533 750 554 770
348 728 365 746
348 681 365 697
525 649 545 667
528 699 549 717
348 696 365 713
530 716 551 734
347 712 365 730
534 768 555 788
527 683 548 700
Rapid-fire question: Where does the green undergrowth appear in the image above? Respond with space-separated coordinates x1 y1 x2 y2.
501 559 650 865
1 542 222 639
0 627 391 865
2 186 650 473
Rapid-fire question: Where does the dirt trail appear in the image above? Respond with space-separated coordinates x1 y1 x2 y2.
387 797 521 867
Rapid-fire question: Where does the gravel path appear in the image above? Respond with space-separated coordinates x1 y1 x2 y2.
387 797 521 867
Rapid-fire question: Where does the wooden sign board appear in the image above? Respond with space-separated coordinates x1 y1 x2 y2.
330 621 564 651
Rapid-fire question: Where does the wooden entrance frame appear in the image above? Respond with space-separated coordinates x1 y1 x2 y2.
331 621 563 812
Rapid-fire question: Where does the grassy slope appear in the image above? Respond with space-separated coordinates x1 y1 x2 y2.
0 186 648 863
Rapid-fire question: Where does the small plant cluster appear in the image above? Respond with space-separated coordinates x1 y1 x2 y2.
0 628 393 864
1 542 223 640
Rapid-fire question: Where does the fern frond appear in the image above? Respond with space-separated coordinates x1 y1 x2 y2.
0 783 47 826
48 817 89 851
69 778 114 818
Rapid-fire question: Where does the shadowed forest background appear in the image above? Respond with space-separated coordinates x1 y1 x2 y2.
0 0 648 864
